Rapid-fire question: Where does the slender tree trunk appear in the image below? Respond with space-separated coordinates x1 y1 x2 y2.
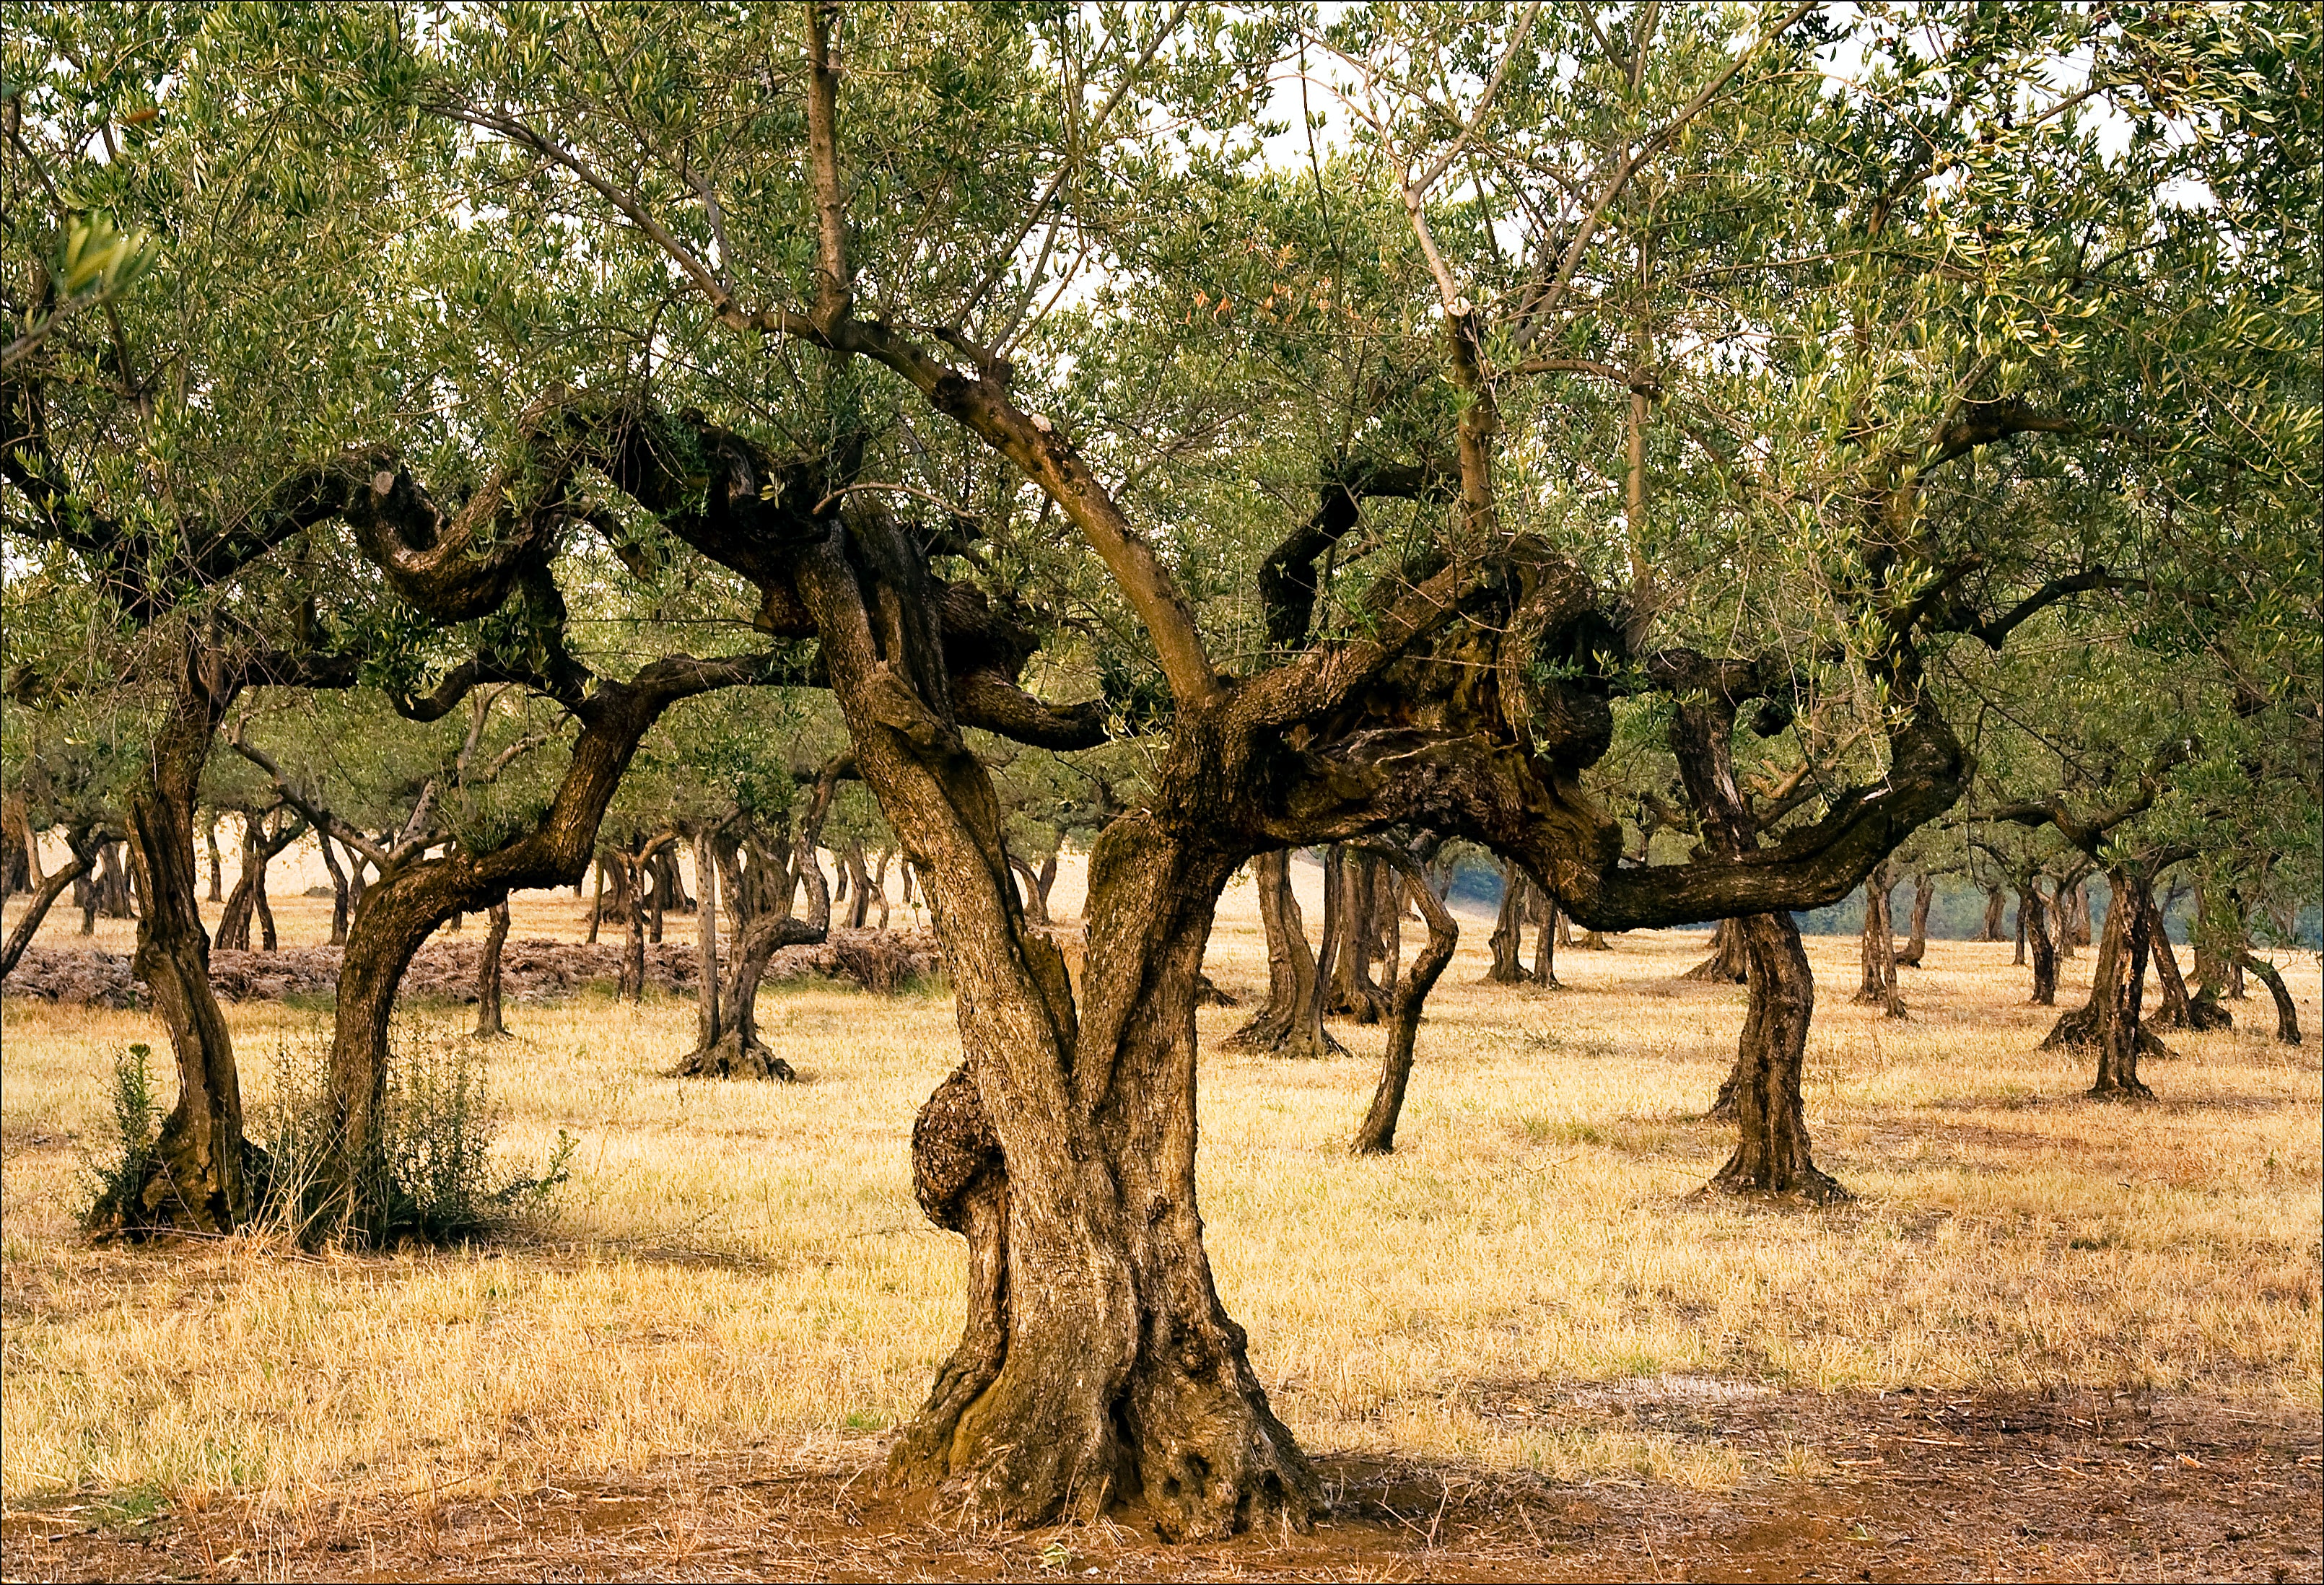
694 831 720 1049
870 848 893 928
2012 891 2028 964
1709 912 1844 1200
1893 872 1933 966
623 854 647 999
216 818 261 951
1009 853 1050 926
0 830 97 980
201 816 222 902
2022 883 2058 1005
253 835 276 951
1352 848 1458 1154
2237 953 2302 1044
473 900 510 1038
2053 878 2078 960
318 830 351 946
842 837 875 928
587 855 605 943
2146 887 2227 1031
1682 916 1749 983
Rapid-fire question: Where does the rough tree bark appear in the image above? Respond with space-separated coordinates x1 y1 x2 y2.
2146 887 2227 1032
216 808 306 951
1977 885 2007 943
473 900 511 1038
1482 857 1528 983
1527 883 1558 987
1707 912 1843 1200
1352 846 1459 1153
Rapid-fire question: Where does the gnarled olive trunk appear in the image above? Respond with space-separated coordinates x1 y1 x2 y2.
1482 856 1528 984
1851 865 1905 1016
473 900 510 1038
1978 885 2008 943
2146 888 2227 1031
1326 849 1389 1022
318 830 352 946
2238 952 2302 1045
2021 882 2058 1004
2043 867 2164 1098
1708 912 1843 1200
1352 850 1458 1155
1682 916 1749 984
1222 848 1342 1059
92 654 259 1236
1892 872 1933 966
1527 886 1558 987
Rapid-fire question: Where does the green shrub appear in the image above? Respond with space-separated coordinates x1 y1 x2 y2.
78 1042 162 1226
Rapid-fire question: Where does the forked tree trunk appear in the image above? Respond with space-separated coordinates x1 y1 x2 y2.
1851 867 1906 1017
1009 852 1050 926
1352 850 1458 1154
1892 872 1933 966
2021 882 2058 1005
89 652 261 1237
2238 953 2302 1044
1223 849 1343 1059
1681 916 1749 983
217 811 305 952
473 900 510 1038
1483 857 1527 984
2043 866 2166 1097
0 829 99 981
1708 912 1845 1201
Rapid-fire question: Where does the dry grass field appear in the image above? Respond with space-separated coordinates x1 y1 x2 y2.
2 857 2319 1581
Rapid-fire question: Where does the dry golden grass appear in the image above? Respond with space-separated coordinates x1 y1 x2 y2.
3 863 2318 1524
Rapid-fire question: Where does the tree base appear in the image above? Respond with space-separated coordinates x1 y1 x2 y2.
87 1134 272 1241
1193 974 1239 1008
1851 987 1908 1018
1703 1164 1851 1205
669 1032 798 1081
2086 1078 2157 1102
2041 1005 2172 1059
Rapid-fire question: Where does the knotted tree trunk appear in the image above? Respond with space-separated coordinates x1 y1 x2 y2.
1327 848 1389 1022
1977 885 2007 943
90 648 265 1237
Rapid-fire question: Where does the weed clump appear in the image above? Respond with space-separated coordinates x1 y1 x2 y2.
256 1022 574 1247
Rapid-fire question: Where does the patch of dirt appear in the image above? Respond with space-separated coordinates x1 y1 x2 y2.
5 1389 2315 1581
1 929 943 1010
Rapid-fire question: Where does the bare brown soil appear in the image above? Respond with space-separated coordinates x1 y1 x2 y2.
1 928 943 1010
4 1389 2315 1582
